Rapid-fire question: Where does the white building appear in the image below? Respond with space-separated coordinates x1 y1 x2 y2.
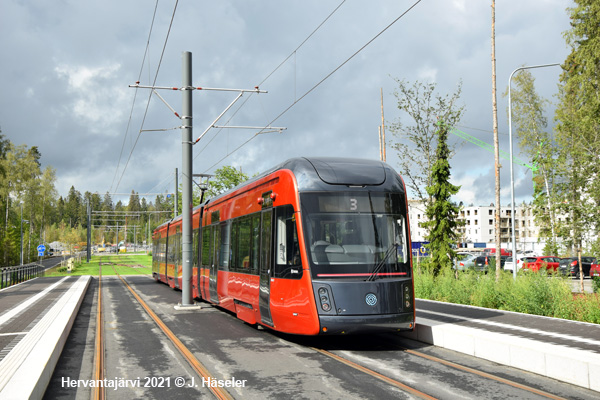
408 200 545 254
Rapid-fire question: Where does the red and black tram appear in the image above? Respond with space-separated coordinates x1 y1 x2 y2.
152 157 415 335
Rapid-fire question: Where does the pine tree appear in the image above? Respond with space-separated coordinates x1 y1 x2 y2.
423 122 461 276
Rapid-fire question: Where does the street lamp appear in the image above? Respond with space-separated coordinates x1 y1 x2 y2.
508 63 560 279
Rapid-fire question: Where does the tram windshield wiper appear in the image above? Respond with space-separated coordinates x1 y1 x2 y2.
366 242 398 282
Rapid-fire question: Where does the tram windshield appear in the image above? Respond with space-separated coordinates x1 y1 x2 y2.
300 192 411 280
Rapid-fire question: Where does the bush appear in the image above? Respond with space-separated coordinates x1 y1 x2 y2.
414 267 599 324
592 277 600 294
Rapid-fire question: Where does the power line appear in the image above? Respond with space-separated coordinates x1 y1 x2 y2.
194 1 348 165
113 0 180 194
202 0 424 173
257 0 347 87
110 0 161 194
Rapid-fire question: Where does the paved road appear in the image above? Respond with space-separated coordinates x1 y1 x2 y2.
45 275 599 399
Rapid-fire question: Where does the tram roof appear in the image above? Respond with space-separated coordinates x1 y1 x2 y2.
155 157 405 231
206 157 404 203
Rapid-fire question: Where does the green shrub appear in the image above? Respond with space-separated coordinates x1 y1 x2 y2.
413 266 599 324
592 277 600 294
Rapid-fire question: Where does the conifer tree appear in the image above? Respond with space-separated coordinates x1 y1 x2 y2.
423 122 461 276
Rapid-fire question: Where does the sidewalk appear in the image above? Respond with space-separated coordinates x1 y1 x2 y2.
0 276 91 399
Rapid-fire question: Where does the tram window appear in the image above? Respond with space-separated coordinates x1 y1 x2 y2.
230 221 239 271
251 214 260 275
160 237 167 263
274 205 302 279
220 222 231 270
193 230 199 269
212 225 221 267
396 216 408 264
167 233 176 263
201 227 210 265
237 216 252 272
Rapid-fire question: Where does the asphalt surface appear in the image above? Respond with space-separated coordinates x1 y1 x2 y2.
43 275 599 399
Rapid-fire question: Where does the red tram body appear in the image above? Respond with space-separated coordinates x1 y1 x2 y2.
152 157 415 335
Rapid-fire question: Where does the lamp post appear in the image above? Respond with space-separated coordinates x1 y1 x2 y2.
508 63 560 279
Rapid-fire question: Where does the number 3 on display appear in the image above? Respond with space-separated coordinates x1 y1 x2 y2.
350 198 358 211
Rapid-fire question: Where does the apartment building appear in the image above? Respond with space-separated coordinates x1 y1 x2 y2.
408 200 543 253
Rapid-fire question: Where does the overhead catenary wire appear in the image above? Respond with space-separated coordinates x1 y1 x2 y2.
201 0 424 174
110 0 160 193
113 0 180 194
193 0 348 164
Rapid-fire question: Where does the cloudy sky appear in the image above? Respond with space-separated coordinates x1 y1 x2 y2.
0 0 572 207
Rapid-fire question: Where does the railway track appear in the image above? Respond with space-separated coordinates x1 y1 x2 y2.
310 341 570 400
92 266 233 399
88 269 588 399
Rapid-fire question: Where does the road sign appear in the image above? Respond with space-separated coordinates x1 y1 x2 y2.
38 251 44 257
37 244 46 253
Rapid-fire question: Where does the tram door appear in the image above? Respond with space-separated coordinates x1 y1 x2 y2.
259 209 273 326
208 224 220 304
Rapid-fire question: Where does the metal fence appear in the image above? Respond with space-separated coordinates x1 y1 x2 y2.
0 264 44 289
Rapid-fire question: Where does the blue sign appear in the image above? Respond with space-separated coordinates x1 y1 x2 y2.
37 244 46 253
38 251 44 257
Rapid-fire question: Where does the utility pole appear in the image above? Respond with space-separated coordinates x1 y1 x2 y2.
129 51 278 310
87 201 91 262
180 51 194 307
491 0 502 280
174 168 178 218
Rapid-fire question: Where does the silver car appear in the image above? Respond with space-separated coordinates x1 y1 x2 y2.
454 253 477 271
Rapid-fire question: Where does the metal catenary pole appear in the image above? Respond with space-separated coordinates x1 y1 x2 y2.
87 201 91 263
129 52 279 309
181 51 193 307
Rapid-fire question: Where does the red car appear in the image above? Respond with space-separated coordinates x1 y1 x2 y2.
591 263 600 277
521 256 560 273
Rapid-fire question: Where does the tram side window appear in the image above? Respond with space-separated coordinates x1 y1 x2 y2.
220 222 231 270
201 226 210 265
274 205 302 279
251 214 260 275
235 216 252 273
230 221 239 271
167 234 175 263
160 237 167 263
193 229 199 269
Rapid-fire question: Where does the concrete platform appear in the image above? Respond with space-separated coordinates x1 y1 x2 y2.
0 276 91 400
400 299 600 392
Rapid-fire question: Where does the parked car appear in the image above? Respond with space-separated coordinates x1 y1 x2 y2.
503 256 527 273
590 263 600 277
483 248 512 256
558 257 597 278
521 256 561 273
454 253 477 271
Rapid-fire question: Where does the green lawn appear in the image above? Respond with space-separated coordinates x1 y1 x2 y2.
45 254 153 276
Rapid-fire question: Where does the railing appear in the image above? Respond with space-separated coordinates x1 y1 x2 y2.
0 264 44 289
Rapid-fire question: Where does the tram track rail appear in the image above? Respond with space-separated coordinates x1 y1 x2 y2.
108 266 233 400
312 347 437 399
92 265 105 400
312 341 569 400
398 345 567 400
